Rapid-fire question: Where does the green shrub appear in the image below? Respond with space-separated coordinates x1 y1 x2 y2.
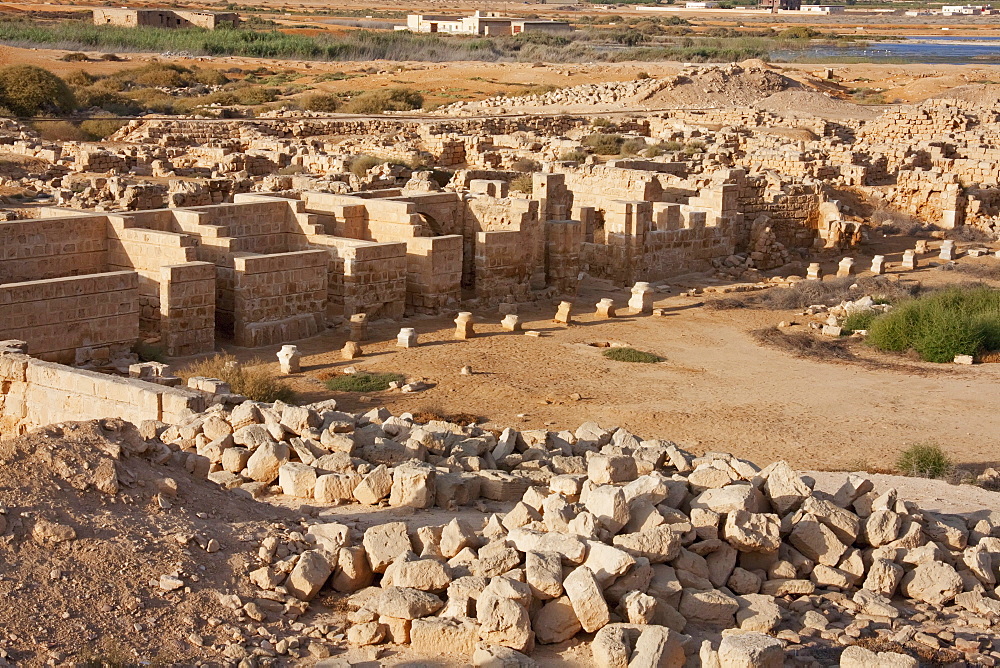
840 310 876 334
64 70 96 87
32 120 86 141
325 371 404 392
560 149 587 162
511 157 540 173
129 63 191 87
125 88 178 114
636 71 651 79
80 116 126 140
343 87 423 114
866 286 1000 362
659 140 683 151
602 347 663 363
591 117 613 128
74 84 141 115
190 66 229 86
298 92 340 112
683 140 706 155
178 354 296 403
896 442 952 478
620 138 647 156
582 133 623 155
60 52 90 62
0 65 75 116
349 154 381 178
510 174 533 194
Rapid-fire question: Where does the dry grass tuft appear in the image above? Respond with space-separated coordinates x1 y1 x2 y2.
178 354 295 403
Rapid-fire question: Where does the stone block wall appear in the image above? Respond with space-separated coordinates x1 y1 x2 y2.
108 225 199 335
0 352 204 436
545 220 583 296
303 236 406 320
0 216 108 284
737 179 822 251
0 272 139 363
232 250 328 347
475 230 531 303
160 262 216 357
405 235 463 313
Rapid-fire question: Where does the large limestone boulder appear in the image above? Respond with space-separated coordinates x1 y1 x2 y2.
900 561 963 605
717 632 785 668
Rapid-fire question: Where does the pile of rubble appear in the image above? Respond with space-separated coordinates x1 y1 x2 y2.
436 78 668 115
143 398 1000 666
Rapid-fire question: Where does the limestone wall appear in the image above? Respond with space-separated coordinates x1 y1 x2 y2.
0 215 109 284
405 235 463 312
232 251 328 347
160 262 216 357
300 236 406 320
0 272 139 363
107 222 200 334
0 352 204 436
475 230 531 303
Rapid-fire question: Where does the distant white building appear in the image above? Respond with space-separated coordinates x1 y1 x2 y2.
685 1 720 8
800 4 845 13
400 11 572 36
942 4 992 14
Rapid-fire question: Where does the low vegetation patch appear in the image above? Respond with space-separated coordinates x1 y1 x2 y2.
582 133 624 156
179 354 295 403
955 259 1000 281
510 174 533 194
0 19 842 65
298 92 340 112
0 64 75 116
348 154 380 178
896 442 952 478
840 310 877 334
759 276 920 311
602 347 663 363
325 371 404 392
343 87 423 114
866 285 1000 362
753 327 856 361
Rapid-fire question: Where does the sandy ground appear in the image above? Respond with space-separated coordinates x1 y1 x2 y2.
198 238 1000 477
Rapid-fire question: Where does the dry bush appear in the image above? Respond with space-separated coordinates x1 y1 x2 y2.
702 297 747 311
33 121 87 141
511 157 541 173
349 154 380 178
79 116 126 140
955 259 1000 281
298 92 340 112
510 174 533 194
947 226 997 243
178 354 295 403
871 206 934 236
0 65 75 116
759 276 920 310
753 327 856 361
343 87 423 114
582 133 623 155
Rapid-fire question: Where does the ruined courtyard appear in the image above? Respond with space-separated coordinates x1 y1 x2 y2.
2 45 1000 668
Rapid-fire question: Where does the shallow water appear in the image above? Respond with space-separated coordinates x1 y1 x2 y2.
773 35 1000 64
